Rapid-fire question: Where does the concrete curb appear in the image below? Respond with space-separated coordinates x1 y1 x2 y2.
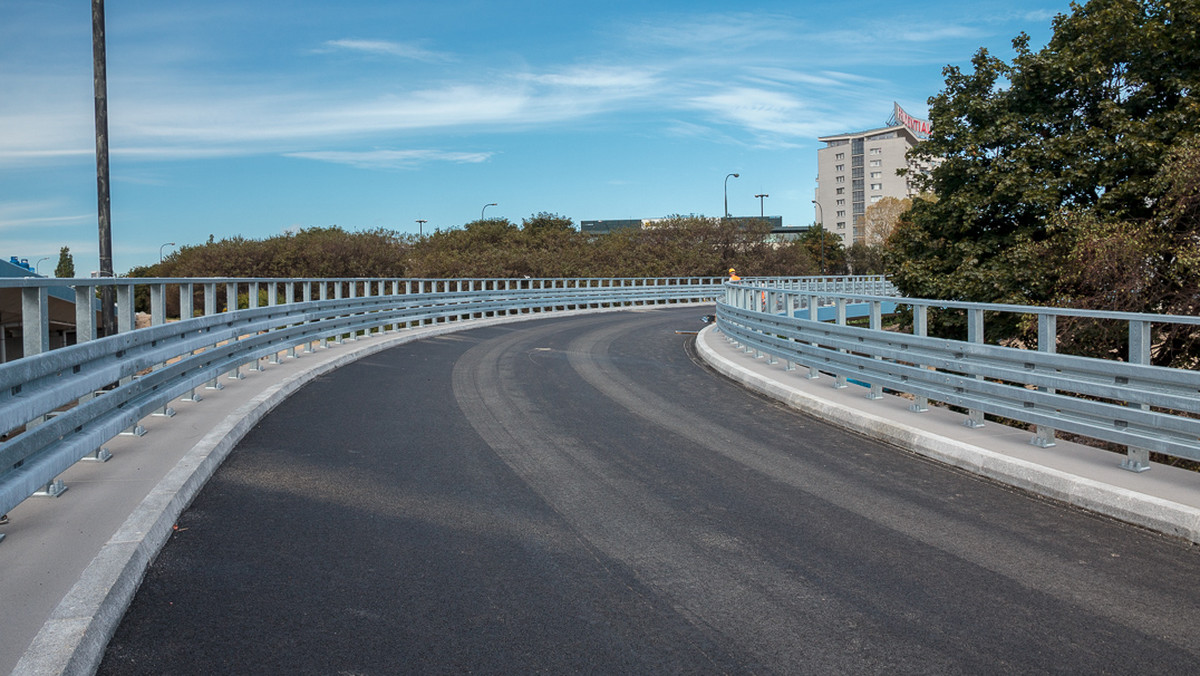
15 305 706 676
695 325 1200 545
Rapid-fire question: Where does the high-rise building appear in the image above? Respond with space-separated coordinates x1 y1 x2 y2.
815 103 933 248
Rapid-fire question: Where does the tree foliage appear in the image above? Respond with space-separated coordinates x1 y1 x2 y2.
887 0 1200 360
54 246 74 278
893 0 1200 309
135 217 831 286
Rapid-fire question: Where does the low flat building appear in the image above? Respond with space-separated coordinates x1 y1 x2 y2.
1 257 101 362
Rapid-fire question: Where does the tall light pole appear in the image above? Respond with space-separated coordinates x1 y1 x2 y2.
481 203 498 220
93 0 115 335
35 257 50 276
724 173 739 218
415 219 427 236
159 242 175 262
811 199 825 274
755 193 769 218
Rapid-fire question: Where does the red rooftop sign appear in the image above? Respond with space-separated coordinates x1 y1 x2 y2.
893 102 931 138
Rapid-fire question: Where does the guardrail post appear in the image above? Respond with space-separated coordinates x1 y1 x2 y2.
783 291 796 371
909 305 929 412
1122 320 1153 472
21 286 49 359
866 300 883 399
1031 313 1057 447
834 298 848 389
176 282 204 403
248 282 267 370
21 286 75 490
115 284 148 435
71 283 114 461
964 308 985 428
225 282 245 379
806 294 820 380
347 280 360 341
150 283 166 326
148 284 177 417
203 283 224 390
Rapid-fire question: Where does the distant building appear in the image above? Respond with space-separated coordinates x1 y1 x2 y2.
582 216 786 234
1 256 101 362
815 103 935 248
580 219 643 235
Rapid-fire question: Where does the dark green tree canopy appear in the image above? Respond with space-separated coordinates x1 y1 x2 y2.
896 0 1200 305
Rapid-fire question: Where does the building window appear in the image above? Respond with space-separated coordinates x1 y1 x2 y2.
836 210 846 217
836 176 845 183
835 164 844 172
870 159 882 167
836 187 844 194
836 222 846 229
835 152 845 160
836 199 845 206
870 171 881 179
870 183 882 190
869 147 882 155
870 195 882 203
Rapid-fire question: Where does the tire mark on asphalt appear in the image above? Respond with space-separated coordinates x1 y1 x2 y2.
565 319 1200 657
453 312 949 672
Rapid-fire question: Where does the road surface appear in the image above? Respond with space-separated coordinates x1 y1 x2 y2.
99 308 1200 674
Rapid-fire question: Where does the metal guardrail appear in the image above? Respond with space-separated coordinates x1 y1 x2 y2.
4 275 770 524
718 282 1200 473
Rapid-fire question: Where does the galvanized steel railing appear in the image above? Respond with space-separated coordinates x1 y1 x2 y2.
718 282 1200 472
2 275 744 524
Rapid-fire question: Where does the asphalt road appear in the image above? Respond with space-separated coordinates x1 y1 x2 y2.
100 308 1200 674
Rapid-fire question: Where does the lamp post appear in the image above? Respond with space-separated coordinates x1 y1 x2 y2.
416 219 427 236
811 200 825 274
481 203 498 220
755 193 769 218
34 257 50 276
724 173 739 218
159 242 175 263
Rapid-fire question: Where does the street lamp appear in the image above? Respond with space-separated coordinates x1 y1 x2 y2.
34 257 50 275
811 200 825 274
724 173 739 218
159 242 175 263
755 193 769 218
416 219 427 237
481 203 498 220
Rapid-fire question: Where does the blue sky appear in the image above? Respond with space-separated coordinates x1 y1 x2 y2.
1 0 1063 275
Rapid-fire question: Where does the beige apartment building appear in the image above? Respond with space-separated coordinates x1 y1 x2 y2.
815 106 932 248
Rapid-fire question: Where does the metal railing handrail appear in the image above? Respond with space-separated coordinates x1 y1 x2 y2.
717 282 1200 473
12 275 854 526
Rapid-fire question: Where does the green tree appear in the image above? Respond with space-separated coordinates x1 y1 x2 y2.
799 225 845 274
894 0 1200 308
521 212 574 232
54 246 75 278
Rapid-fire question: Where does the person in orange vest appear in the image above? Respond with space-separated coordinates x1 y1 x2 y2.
728 267 740 281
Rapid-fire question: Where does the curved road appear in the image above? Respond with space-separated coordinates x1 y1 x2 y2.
101 308 1200 674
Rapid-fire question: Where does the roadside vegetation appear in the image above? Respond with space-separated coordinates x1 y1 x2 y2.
885 0 1200 367
134 214 850 282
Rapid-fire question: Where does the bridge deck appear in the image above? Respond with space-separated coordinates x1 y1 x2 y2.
3 307 1199 673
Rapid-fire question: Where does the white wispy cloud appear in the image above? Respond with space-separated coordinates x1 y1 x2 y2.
625 12 805 50
520 65 659 91
285 149 494 169
0 201 91 230
688 87 823 141
318 39 455 63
